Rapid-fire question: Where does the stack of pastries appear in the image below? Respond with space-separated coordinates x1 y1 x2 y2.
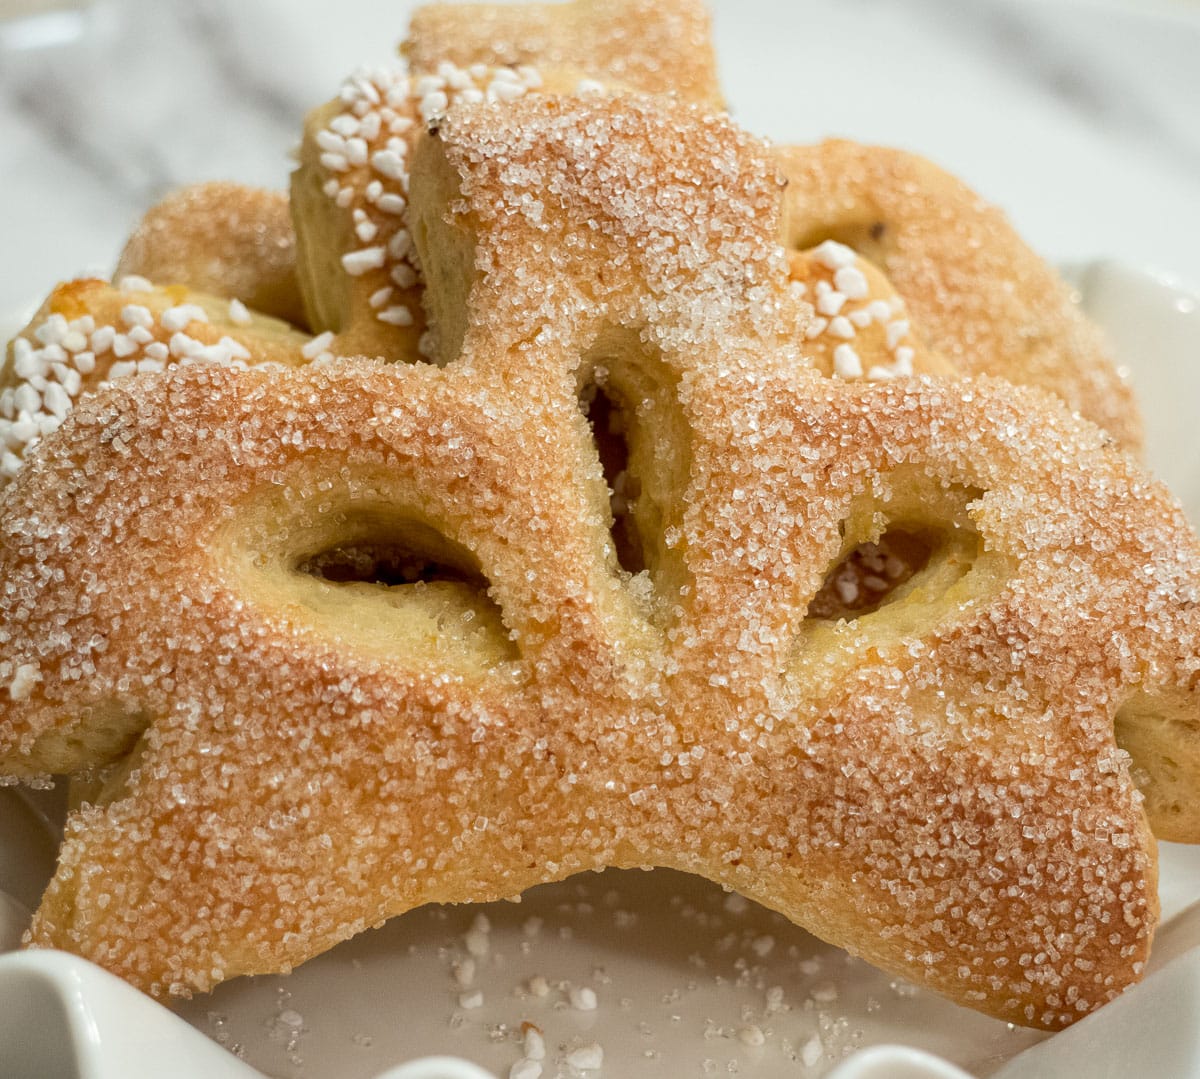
1 0 1197 1036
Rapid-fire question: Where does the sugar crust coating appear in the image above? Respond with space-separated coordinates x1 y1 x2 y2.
776 141 1142 448
68 0 1138 455
291 60 548 363
403 0 723 107
2 95 1198 1031
115 182 307 328
0 278 311 480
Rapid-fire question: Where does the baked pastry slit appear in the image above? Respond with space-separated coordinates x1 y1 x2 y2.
576 330 692 618
793 476 999 694
808 528 937 622
580 377 644 575
218 481 519 670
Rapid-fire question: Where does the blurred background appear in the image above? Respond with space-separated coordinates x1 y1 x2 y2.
0 0 1197 314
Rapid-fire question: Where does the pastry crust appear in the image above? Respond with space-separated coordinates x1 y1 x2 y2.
291 61 552 362
0 277 311 482
403 0 723 106
776 140 1142 448
3 95 1197 1031
115 182 306 328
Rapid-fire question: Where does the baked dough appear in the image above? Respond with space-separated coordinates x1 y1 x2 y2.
403 0 723 106
3 95 1197 1030
776 140 1141 447
115 182 306 328
0 277 311 481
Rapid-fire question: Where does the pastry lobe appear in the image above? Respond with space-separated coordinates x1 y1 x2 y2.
402 0 723 106
2 95 1198 1034
776 140 1141 447
291 61 557 363
115 182 306 328
0 277 312 483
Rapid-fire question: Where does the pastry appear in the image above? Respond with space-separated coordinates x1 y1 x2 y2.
292 60 551 362
0 277 311 480
41 0 1137 452
402 0 723 106
776 140 1141 447
3 94 1197 1032
115 181 307 328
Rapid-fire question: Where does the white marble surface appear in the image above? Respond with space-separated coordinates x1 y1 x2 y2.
0 0 1198 319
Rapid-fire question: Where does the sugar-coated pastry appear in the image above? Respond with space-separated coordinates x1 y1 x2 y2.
3 96 1197 1033
115 182 307 329
776 140 1141 447
402 0 723 106
292 60 558 363
0 277 312 482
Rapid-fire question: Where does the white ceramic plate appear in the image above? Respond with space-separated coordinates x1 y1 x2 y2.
0 261 1198 1079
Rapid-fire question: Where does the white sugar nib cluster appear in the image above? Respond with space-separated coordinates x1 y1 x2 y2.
0 277 281 478
798 240 917 380
313 60 543 344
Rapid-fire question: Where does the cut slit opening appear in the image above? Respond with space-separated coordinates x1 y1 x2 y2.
293 514 488 590
297 541 488 589
789 222 889 266
282 511 516 663
808 529 934 621
580 378 646 576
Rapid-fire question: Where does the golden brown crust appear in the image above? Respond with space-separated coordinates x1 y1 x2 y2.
0 278 312 482
3 96 1197 1031
290 62 562 363
115 182 306 329
402 0 723 107
786 246 954 380
775 140 1142 448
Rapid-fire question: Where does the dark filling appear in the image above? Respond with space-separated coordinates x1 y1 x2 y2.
582 380 646 575
808 529 933 620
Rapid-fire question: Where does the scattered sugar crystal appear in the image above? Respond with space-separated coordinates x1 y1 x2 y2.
341 247 386 275
8 662 40 700
565 1043 603 1071
454 958 476 987
522 1025 546 1060
751 935 775 957
301 332 335 360
723 893 749 915
833 344 862 379
569 985 598 1011
812 239 856 269
464 913 491 957
834 265 869 299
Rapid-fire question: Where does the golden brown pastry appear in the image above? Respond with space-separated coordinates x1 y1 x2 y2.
3 95 1197 1032
0 277 312 481
291 59 562 362
776 140 1141 447
402 0 723 106
115 182 307 328
110 0 720 357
